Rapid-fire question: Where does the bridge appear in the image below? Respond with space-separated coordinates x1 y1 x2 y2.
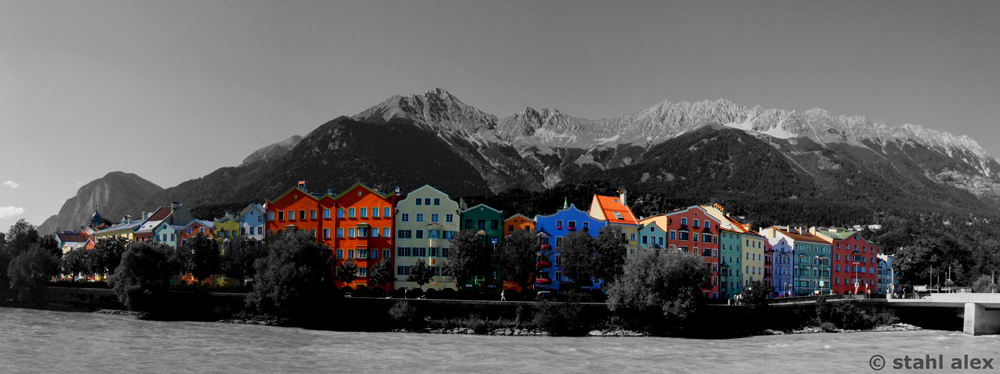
888 293 1000 336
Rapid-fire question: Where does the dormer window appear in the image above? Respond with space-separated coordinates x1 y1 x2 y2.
612 212 624 220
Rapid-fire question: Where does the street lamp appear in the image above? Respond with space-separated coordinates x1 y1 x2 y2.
852 249 860 296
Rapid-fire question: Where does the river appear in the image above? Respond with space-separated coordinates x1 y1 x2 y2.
2 307 999 373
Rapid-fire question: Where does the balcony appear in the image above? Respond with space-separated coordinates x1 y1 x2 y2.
536 278 552 285
568 226 576 232
536 260 552 268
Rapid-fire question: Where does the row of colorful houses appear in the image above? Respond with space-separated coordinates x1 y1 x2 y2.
73 181 896 298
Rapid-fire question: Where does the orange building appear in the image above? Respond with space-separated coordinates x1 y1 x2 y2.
266 181 399 291
502 213 535 236
178 219 214 247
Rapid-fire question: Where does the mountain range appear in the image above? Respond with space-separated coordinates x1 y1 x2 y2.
36 89 1000 234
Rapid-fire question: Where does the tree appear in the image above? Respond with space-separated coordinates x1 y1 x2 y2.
592 226 628 284
557 230 596 287
337 258 359 286
39 235 61 259
88 237 129 278
496 229 539 290
368 259 395 291
607 248 711 333
740 280 771 310
6 219 39 257
973 275 998 293
108 242 174 311
221 236 264 282
184 233 220 281
61 247 91 279
7 245 60 303
443 230 492 287
246 231 333 316
407 258 435 290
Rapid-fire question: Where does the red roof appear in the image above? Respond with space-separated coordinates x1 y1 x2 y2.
56 233 89 243
775 228 829 244
592 194 639 225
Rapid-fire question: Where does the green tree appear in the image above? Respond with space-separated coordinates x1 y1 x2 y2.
221 236 264 282
557 230 596 287
443 230 492 287
184 233 220 281
39 234 61 259
607 248 711 333
6 219 39 257
109 242 174 311
496 229 539 290
407 258 435 290
61 247 91 279
89 236 129 278
972 275 998 293
368 259 395 291
246 231 333 316
592 226 628 285
740 280 771 310
337 258 359 286
7 245 60 303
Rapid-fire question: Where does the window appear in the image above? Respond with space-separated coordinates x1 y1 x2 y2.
693 234 698 243
348 228 355 238
693 220 699 229
478 220 485 229
431 214 439 222
630 233 636 241
277 211 284 221
432 266 441 276
430 247 440 257
397 266 410 276
358 228 368 237
424 198 431 206
357 267 368 277
582 222 589 230
323 228 330 238
679 231 690 241
372 228 380 237
360 208 367 218
310 210 317 219
337 228 344 238
670 231 676 240
348 208 355 218
348 250 354 259
337 209 344 218
401 213 409 222
372 207 379 218
702 233 711 242
383 228 390 238
416 213 424 222
323 209 330 219
681 217 687 226
446 214 454 223
415 230 423 239
383 249 390 259
357 249 368 259
442 248 449 257
491 220 498 229
443 231 454 239
383 207 391 218
416 198 423 206
372 250 379 259
258 227 263 235
414 247 426 257
429 230 439 239
398 230 412 239
187 228 192 235
508 226 514 233
181 239 187 246
337 250 343 258
267 211 274 221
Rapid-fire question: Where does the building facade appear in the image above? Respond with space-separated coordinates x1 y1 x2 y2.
393 185 460 291
762 227 832 296
239 203 266 241
213 214 240 251
817 229 879 295
534 203 606 292
503 213 535 236
664 206 722 298
876 254 896 296
768 236 794 297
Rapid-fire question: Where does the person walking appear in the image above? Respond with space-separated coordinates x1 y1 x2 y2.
500 289 506 301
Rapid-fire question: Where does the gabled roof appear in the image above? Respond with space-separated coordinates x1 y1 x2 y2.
463 203 502 215
329 182 396 201
94 220 141 234
146 206 172 222
214 213 239 224
239 203 265 217
56 233 89 244
592 194 639 226
182 219 214 231
534 203 587 219
641 221 666 232
772 228 829 245
504 213 532 222
266 186 318 204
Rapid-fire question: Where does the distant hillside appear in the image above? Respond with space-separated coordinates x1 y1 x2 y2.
37 172 163 234
241 135 303 166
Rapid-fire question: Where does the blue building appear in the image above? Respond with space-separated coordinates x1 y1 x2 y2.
768 236 794 297
877 254 896 296
533 203 606 293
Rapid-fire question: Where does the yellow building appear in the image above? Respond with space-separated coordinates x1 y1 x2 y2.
588 190 640 255
213 213 241 252
702 204 768 294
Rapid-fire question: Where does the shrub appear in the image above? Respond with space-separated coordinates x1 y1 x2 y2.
973 275 998 293
533 301 589 336
389 301 421 329
407 288 424 299
820 322 838 332
439 288 456 299
245 232 334 316
7 245 60 304
463 314 490 335
424 288 438 299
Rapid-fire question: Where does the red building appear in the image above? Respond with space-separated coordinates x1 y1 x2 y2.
266 182 399 291
665 206 722 298
818 229 879 295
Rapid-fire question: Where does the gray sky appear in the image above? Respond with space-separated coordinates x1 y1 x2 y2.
2 0 998 230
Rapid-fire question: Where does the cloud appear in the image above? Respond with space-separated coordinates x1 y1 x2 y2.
0 206 25 219
77 182 84 185
2 181 19 189
58 200 66 204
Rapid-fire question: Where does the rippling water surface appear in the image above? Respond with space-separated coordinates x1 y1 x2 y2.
2 307 999 373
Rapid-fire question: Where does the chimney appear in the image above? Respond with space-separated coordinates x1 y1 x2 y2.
126 215 132 224
619 189 627 206
171 201 180 210
141 211 147 220
298 181 307 191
